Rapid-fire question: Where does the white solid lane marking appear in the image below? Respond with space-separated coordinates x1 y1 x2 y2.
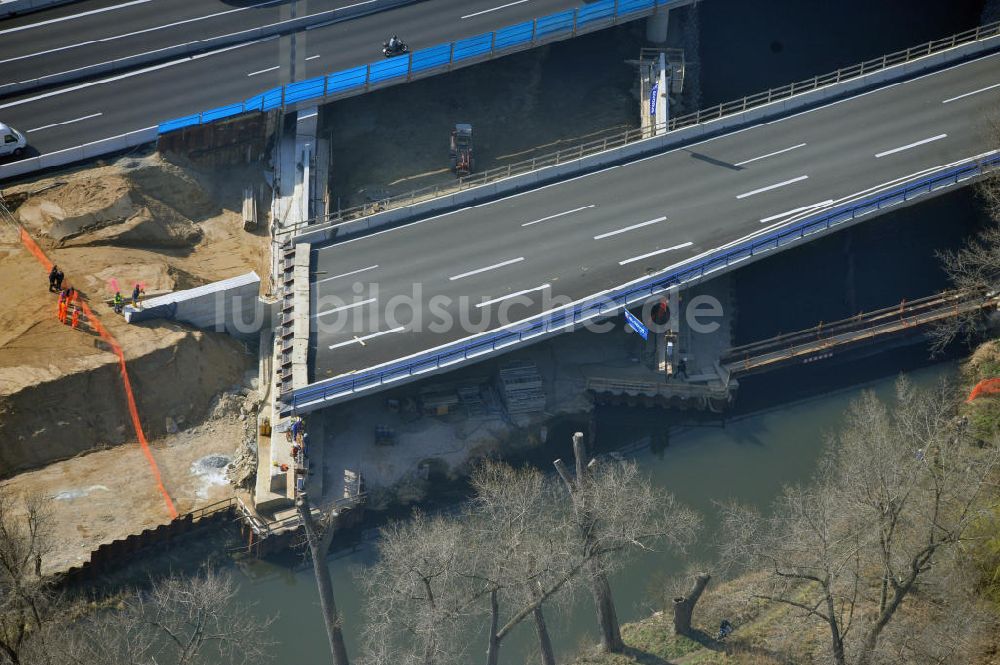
619 242 693 266
594 216 667 240
328 326 406 350
0 2 283 65
521 205 594 227
874 134 948 158
99 1 282 41
306 54 321 61
477 284 551 308
26 112 102 133
313 298 376 318
449 257 524 281
759 199 834 224
942 82 1000 104
315 264 378 284
736 175 809 200
733 143 807 167
0 40 97 66
0 40 262 110
248 65 279 77
0 0 152 36
461 0 529 19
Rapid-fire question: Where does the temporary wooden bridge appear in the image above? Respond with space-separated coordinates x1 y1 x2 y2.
720 289 999 380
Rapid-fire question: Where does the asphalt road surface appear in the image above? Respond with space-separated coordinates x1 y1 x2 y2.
0 0 584 158
0 0 418 90
307 51 1000 381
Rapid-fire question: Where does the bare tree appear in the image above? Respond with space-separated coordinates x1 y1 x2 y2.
467 462 575 665
719 378 999 665
358 509 474 665
554 432 700 654
929 113 1000 352
360 451 699 664
297 491 350 665
975 113 1000 223
0 489 53 665
359 466 574 665
41 569 275 665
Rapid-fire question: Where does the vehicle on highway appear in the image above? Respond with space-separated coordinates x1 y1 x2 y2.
382 35 408 57
0 123 26 158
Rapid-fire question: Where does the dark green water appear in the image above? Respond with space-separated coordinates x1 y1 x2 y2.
232 354 959 665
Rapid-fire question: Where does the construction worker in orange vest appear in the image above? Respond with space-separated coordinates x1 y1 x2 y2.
57 298 67 324
71 306 80 329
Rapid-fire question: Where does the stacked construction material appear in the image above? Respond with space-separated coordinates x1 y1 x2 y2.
498 361 546 415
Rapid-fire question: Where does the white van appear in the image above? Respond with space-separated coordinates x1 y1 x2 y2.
0 123 27 158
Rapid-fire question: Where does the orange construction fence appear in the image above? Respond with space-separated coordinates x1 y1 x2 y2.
19 228 178 519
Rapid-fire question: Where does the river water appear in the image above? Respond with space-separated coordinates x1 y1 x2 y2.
229 0 989 662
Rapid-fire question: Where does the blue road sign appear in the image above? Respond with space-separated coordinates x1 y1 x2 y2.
649 83 659 118
624 309 648 340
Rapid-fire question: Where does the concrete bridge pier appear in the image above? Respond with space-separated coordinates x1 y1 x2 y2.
646 10 670 44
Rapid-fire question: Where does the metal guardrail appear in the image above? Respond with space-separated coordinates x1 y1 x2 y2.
287 154 1000 413
278 20 1000 236
156 0 682 134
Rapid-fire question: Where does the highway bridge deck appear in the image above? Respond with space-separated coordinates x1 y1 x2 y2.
306 51 1000 382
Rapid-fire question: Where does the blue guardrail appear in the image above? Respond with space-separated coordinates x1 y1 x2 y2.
157 0 677 133
288 155 1000 412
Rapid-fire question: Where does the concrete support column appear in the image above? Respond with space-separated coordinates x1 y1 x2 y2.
646 9 669 44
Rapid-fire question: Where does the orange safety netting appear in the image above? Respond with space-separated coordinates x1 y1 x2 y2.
966 377 1000 403
18 228 178 519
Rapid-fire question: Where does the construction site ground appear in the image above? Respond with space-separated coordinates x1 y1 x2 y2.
0 150 269 572
322 17 698 210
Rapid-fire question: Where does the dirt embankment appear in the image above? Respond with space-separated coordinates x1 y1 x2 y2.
0 152 268 476
0 327 247 477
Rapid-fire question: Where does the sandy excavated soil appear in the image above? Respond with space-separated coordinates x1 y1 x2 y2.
0 152 268 569
0 153 268 470
1 393 257 575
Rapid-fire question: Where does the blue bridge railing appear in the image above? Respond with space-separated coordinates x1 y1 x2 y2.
157 0 679 134
288 154 1000 412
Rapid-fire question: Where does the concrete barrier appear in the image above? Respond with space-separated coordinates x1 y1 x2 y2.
293 32 1000 246
1 0 422 95
124 271 263 338
0 0 74 17
0 126 158 183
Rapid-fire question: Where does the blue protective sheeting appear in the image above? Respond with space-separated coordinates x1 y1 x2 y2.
158 114 201 134
578 0 614 25
369 57 409 83
411 44 451 72
245 92 266 112
453 32 492 60
183 0 672 132
536 10 574 36
494 21 533 49
201 102 244 123
618 0 655 14
261 87 283 111
284 76 326 104
327 66 368 92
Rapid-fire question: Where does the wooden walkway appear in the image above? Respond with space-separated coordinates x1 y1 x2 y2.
720 290 998 378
